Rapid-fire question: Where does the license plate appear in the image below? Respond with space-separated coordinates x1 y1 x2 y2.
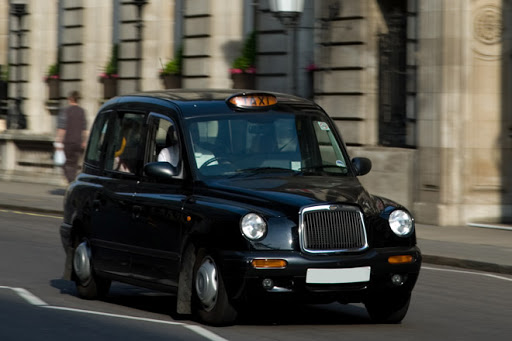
306 266 371 284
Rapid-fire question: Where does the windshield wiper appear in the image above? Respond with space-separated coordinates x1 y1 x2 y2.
299 165 348 174
230 167 299 177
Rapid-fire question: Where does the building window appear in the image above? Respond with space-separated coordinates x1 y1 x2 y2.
377 0 416 148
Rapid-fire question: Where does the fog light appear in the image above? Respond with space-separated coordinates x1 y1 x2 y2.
391 274 404 286
262 278 274 290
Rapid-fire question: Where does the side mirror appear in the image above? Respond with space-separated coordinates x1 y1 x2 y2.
351 157 372 176
144 161 178 180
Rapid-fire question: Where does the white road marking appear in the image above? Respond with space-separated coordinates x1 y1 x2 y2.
0 286 229 341
43 305 186 325
422 266 512 282
185 325 231 341
467 222 512 232
0 209 61 219
12 287 49 306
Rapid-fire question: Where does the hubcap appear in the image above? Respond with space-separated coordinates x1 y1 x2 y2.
195 257 218 311
73 241 92 285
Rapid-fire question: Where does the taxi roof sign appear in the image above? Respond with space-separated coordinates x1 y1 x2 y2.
227 93 277 109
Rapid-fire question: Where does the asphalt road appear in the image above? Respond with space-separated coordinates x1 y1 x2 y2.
1 209 511 340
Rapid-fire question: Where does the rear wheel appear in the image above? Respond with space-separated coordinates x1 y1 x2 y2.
365 291 411 324
192 249 237 326
73 238 111 299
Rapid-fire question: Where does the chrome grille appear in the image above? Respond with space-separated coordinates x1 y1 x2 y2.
299 205 368 253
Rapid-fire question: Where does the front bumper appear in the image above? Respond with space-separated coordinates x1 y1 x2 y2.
218 246 421 303
60 222 74 280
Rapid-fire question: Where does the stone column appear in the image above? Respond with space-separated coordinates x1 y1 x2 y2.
414 0 467 226
464 0 511 222
314 0 384 146
81 0 113 124
414 0 511 225
182 0 244 89
27 0 59 133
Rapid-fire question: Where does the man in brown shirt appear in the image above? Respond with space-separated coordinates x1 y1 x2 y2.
55 91 88 183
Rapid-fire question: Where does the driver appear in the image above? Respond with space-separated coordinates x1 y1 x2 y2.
194 145 216 168
189 124 216 168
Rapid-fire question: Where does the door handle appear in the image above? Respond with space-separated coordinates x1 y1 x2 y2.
132 205 142 219
93 199 101 212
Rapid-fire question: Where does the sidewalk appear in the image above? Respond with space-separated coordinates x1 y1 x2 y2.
1 180 511 275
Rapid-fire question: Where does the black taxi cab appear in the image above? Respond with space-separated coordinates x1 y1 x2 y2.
60 89 421 325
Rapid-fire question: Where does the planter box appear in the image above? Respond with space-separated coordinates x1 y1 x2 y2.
0 81 7 117
0 81 7 101
231 73 256 89
47 78 60 100
162 74 182 89
102 78 117 99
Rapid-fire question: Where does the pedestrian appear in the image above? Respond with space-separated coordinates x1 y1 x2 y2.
55 90 88 184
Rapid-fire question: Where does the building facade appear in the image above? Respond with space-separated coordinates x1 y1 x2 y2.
0 0 510 226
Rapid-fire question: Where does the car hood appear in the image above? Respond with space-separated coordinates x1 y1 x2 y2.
201 175 378 217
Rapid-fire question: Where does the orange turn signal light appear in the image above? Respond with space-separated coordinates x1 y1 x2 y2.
251 259 287 269
388 255 414 264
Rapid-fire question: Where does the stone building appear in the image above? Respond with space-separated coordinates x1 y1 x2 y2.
0 0 510 227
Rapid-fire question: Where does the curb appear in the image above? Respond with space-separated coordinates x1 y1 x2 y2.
0 204 63 216
421 255 512 275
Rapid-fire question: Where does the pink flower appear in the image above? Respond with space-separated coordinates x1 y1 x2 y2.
306 63 318 72
230 67 256 75
44 74 59 82
98 73 119 80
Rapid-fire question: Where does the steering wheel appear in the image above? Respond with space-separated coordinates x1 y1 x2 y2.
200 156 233 169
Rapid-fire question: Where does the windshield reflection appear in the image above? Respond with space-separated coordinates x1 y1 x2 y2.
186 112 349 178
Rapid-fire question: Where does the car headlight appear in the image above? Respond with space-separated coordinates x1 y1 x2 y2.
241 213 267 240
388 210 414 237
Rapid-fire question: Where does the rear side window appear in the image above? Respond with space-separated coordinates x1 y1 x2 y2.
84 111 111 168
104 112 146 174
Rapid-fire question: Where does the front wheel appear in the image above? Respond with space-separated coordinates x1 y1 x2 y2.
365 291 411 324
192 249 237 326
73 239 111 299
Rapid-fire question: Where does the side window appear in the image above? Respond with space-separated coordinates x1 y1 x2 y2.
104 112 146 174
147 114 183 178
85 111 111 167
313 120 347 171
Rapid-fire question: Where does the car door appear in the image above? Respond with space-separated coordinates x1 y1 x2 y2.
129 112 188 288
90 110 147 278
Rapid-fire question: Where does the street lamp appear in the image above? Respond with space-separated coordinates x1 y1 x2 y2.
8 3 28 129
132 0 147 92
268 0 305 95
268 0 304 27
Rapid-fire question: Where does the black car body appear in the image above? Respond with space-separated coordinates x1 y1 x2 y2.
60 89 421 325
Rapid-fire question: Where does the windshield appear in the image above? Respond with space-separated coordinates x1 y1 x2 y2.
185 111 350 178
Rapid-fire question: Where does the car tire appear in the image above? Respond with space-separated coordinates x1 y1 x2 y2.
192 249 237 326
73 238 111 300
365 291 411 324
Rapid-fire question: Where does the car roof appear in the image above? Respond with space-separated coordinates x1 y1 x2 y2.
100 89 321 118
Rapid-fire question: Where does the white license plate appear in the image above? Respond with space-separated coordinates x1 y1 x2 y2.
306 266 371 284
